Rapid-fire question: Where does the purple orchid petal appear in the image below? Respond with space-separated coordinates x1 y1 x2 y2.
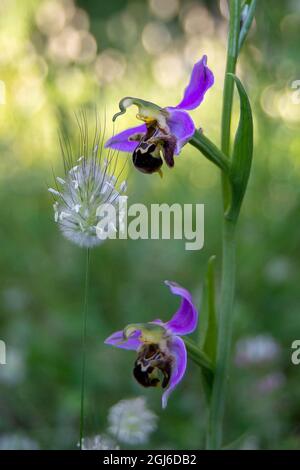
164 281 198 336
104 124 147 152
175 55 214 111
165 108 195 153
104 329 141 351
162 336 187 408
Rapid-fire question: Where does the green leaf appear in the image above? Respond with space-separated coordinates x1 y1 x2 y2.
184 337 214 401
194 256 218 403
199 256 218 365
189 131 229 174
226 74 253 221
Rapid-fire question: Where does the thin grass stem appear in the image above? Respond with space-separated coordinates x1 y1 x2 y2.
79 247 90 450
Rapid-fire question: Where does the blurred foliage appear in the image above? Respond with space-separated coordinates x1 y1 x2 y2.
0 0 300 450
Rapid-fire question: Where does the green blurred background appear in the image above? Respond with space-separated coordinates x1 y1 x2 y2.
0 0 300 450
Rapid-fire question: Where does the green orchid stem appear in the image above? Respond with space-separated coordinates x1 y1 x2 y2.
207 219 236 449
207 0 241 450
190 131 229 174
79 248 90 450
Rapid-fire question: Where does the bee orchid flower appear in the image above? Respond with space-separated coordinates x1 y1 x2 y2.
105 55 214 176
104 281 198 408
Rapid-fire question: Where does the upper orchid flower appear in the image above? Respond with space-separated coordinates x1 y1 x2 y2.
105 55 214 176
104 281 198 408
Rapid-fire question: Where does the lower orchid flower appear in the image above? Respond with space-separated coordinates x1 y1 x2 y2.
105 55 214 176
104 281 198 408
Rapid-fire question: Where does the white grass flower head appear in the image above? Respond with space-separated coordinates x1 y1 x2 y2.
81 434 119 450
48 113 128 248
108 397 158 445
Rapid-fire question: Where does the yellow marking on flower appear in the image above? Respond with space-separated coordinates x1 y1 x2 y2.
136 113 155 124
123 323 165 345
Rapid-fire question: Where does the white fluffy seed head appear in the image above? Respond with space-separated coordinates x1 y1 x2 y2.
108 397 158 445
81 434 119 450
49 117 127 248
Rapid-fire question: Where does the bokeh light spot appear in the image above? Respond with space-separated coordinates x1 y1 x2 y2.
142 22 171 55
94 49 126 85
149 0 180 21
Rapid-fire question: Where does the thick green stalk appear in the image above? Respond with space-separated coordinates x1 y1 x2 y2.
79 248 90 450
207 219 236 448
207 0 241 449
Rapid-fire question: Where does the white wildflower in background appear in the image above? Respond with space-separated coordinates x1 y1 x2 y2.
48 113 127 248
81 434 119 450
0 433 39 450
235 334 281 367
108 397 158 445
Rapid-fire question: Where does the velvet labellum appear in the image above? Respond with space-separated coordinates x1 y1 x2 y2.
105 281 199 408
